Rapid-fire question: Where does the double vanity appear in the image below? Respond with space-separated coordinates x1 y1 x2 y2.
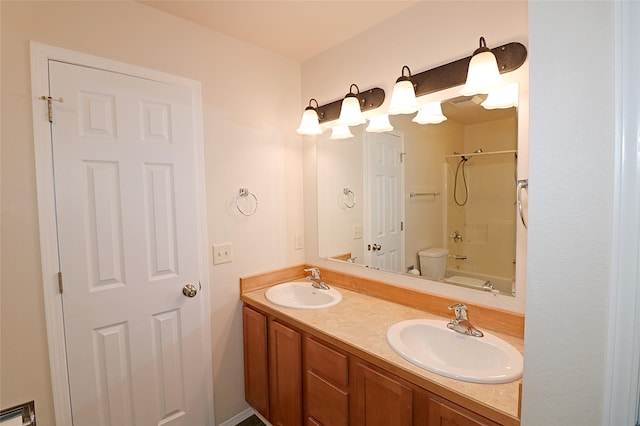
240 265 524 426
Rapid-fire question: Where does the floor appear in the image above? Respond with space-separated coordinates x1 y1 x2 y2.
235 414 267 426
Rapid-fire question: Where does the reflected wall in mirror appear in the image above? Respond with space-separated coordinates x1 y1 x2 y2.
317 90 519 296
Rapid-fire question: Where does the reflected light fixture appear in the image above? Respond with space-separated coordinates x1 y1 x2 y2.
366 114 394 133
461 37 503 96
338 84 366 126
412 102 447 125
481 83 519 109
330 125 354 140
296 98 324 135
388 66 419 115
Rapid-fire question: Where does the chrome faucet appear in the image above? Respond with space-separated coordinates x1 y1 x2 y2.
446 303 484 337
304 268 330 290
449 230 463 243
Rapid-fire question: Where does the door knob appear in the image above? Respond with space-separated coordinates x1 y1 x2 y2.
182 283 198 298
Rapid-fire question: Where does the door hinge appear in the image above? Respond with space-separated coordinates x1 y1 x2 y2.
57 271 63 294
401 221 404 231
39 96 64 123
400 152 407 163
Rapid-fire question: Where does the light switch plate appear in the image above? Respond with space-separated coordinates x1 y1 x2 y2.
353 225 363 239
213 243 233 265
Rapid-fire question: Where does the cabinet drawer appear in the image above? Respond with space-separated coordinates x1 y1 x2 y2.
418 391 500 426
306 370 349 426
306 337 348 387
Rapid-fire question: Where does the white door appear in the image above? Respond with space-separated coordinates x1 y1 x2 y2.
364 132 404 272
49 60 208 426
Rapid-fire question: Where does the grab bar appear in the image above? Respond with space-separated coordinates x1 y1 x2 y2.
409 191 440 198
517 179 528 230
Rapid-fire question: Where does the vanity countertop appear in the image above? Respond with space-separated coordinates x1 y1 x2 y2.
241 282 523 424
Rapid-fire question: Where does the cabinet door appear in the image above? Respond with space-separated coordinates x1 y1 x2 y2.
269 320 302 426
353 362 412 426
242 306 269 419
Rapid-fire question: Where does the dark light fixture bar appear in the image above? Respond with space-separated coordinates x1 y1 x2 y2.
316 87 385 124
310 41 526 125
412 42 527 97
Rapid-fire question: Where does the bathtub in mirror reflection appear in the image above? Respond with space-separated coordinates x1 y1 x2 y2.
317 91 521 296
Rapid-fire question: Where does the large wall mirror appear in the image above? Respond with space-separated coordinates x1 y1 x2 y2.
317 85 523 296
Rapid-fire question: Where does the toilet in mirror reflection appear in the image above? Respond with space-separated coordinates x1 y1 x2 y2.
418 247 449 280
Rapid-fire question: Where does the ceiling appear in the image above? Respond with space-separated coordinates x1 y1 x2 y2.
139 1 420 62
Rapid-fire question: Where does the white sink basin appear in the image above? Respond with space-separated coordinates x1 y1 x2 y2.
387 319 523 384
265 281 342 310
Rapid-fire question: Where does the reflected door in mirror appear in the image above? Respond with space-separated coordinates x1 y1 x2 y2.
365 132 404 273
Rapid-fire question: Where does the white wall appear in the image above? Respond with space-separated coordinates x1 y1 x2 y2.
522 1 615 424
316 128 365 261
0 2 302 424
302 0 529 313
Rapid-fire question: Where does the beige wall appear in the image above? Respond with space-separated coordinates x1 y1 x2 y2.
0 1 302 424
400 115 459 272
448 116 517 279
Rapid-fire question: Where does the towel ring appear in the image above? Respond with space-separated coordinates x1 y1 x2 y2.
236 188 258 216
342 187 356 209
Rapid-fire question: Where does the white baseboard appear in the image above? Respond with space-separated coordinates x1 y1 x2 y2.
254 411 272 425
217 407 255 426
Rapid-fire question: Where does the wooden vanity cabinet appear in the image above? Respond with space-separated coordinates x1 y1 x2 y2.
243 303 511 426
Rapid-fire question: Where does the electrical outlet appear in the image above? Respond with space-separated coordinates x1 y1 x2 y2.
212 243 233 265
295 233 304 250
353 225 363 239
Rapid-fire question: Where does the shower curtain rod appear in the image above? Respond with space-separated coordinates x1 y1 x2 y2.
445 149 517 159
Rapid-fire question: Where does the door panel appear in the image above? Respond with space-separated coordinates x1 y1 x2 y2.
49 60 206 426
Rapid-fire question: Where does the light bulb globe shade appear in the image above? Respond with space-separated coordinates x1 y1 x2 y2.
338 95 366 126
366 114 394 133
412 102 447 125
296 108 323 135
330 125 354 140
388 79 419 115
481 83 519 109
461 50 503 96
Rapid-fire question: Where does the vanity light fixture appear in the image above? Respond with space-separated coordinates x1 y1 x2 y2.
338 84 367 126
412 101 447 125
461 37 503 96
294 88 385 134
481 83 519 109
388 66 419 115
366 114 394 133
330 124 354 140
296 98 324 135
